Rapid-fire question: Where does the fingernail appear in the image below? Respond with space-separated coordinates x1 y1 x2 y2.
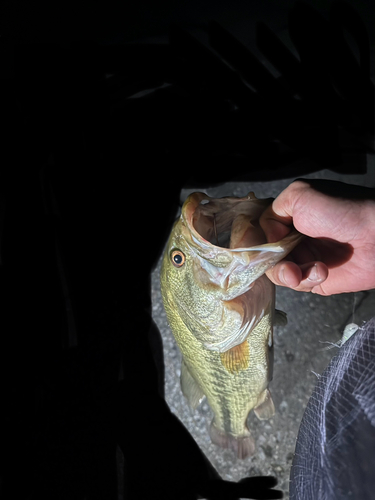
307 264 319 282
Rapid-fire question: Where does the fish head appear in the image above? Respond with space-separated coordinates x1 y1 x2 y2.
161 192 303 348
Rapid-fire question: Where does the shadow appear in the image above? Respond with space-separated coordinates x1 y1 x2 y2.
3 0 374 498
295 178 375 200
116 380 282 499
303 237 353 269
290 236 354 271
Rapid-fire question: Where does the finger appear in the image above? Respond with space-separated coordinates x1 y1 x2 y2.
266 261 328 292
265 261 302 287
260 180 311 242
259 205 293 243
295 262 329 292
271 179 363 241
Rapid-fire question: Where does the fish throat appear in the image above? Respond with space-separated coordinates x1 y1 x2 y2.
189 194 271 374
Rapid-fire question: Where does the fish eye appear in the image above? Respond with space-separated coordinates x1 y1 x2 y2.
171 250 186 268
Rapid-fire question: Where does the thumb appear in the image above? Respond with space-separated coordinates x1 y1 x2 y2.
261 179 364 243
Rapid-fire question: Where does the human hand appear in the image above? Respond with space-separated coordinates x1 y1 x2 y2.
259 179 375 295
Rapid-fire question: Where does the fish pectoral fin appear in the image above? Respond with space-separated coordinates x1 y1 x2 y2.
220 340 250 374
253 389 275 420
180 359 205 409
274 309 288 326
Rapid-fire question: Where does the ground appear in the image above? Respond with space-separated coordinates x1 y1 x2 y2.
151 166 375 498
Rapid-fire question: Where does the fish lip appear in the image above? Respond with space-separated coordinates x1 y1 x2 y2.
182 192 213 246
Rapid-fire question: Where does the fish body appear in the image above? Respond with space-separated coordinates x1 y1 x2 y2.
160 192 302 458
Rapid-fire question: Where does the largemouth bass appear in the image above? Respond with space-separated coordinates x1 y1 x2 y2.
160 192 302 458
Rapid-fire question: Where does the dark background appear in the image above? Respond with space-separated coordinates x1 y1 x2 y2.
3 0 374 498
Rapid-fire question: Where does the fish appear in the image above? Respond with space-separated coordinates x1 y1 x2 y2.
160 192 303 458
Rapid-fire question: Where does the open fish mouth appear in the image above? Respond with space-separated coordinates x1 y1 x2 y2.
176 191 304 290
182 191 272 250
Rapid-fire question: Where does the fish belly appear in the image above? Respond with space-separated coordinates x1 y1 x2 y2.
164 298 273 458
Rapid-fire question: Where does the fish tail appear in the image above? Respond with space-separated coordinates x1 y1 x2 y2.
209 421 255 459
